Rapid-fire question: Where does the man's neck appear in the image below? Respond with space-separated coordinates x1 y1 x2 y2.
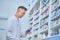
15 14 19 18
15 14 20 21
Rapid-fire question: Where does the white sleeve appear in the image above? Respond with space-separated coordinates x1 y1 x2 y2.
6 19 15 38
7 19 20 40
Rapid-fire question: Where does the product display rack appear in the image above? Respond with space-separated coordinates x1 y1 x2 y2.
25 0 60 40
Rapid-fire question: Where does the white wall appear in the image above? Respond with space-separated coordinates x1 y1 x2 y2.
0 0 30 18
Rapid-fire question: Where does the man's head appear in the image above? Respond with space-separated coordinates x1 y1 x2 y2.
16 6 27 18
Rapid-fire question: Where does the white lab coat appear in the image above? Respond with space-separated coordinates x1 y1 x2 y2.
7 15 21 40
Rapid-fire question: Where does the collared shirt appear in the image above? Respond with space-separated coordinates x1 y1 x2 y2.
7 15 21 40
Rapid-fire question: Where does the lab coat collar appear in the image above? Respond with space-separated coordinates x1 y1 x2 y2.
13 15 21 21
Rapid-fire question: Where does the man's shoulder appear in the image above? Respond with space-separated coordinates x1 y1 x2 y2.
7 15 19 23
7 16 14 22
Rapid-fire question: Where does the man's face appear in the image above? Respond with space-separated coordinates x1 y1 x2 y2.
17 8 26 18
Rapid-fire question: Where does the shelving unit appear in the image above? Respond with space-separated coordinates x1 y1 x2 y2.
50 0 60 38
26 0 40 40
39 0 50 39
25 0 60 40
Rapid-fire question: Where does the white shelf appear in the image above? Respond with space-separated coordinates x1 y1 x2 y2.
40 20 48 27
33 22 39 26
43 34 60 39
34 19 39 24
27 33 33 38
30 21 33 24
41 5 49 15
29 15 33 21
33 9 40 15
40 14 49 20
28 0 38 13
51 4 60 13
29 18 33 22
30 14 34 18
29 25 33 27
33 31 38 35
43 37 49 40
40 28 48 34
27 0 60 40
51 13 60 21
29 21 33 23
51 23 60 30
41 0 50 9
32 26 38 31
51 0 56 5
41 8 48 15
50 34 60 38
34 15 39 20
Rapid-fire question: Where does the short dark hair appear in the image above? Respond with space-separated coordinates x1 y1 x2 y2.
17 6 27 11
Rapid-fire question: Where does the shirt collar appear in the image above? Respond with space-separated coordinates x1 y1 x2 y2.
13 15 21 21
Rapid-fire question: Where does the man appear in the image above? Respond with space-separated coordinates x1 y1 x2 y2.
7 6 27 40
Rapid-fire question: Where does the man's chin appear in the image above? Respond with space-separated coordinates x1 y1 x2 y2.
20 16 23 18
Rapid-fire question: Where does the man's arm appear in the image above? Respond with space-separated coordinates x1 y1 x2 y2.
6 19 15 38
7 18 20 40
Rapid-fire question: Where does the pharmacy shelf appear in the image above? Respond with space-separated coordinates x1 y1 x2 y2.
29 15 33 21
51 13 60 21
28 0 39 22
41 0 50 9
40 20 48 27
30 22 33 25
29 25 33 27
51 4 60 13
40 14 49 20
41 6 49 15
43 34 60 39
33 22 39 27
33 9 40 16
25 0 60 40
30 14 34 18
28 0 38 13
33 29 38 33
27 0 40 40
27 34 33 39
41 8 48 15
39 0 50 39
24 0 38 40
51 23 60 30
29 18 33 22
33 31 38 36
34 34 38 38
32 26 39 31
34 16 39 21
29 21 33 23
34 20 39 25
40 28 48 34
29 10 33 17
49 34 60 38
51 0 57 5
